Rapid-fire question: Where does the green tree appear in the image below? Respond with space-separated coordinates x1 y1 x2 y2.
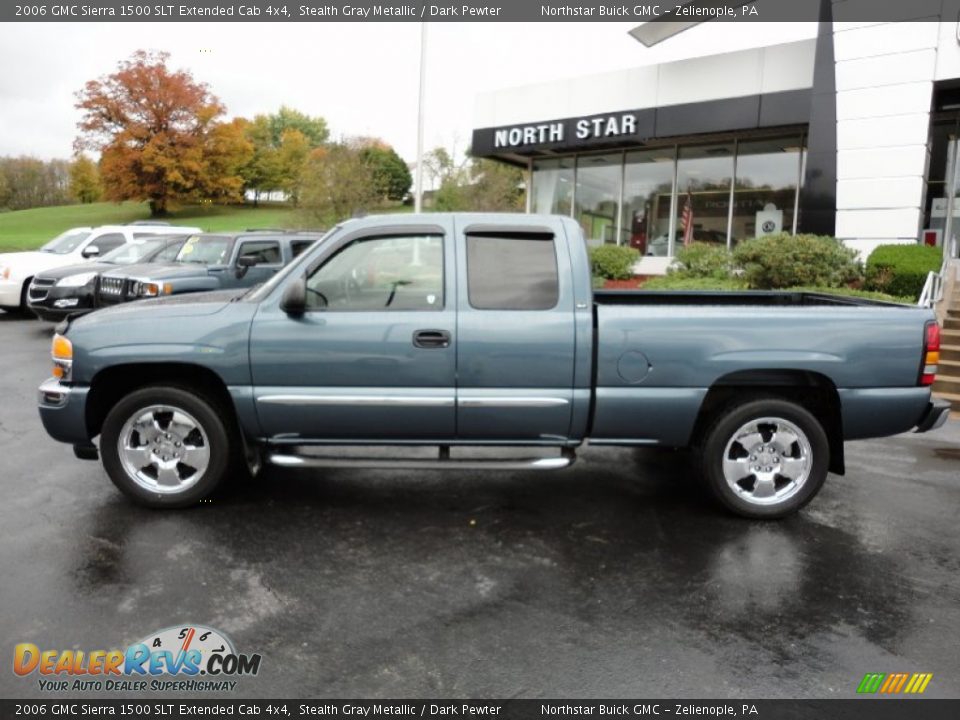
69 154 101 204
299 144 379 225
269 106 329 148
241 107 328 203
359 143 412 201
277 129 310 206
429 148 524 212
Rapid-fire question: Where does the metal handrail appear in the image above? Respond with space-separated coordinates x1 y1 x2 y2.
918 259 948 308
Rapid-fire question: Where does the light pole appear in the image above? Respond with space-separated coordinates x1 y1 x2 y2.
414 22 428 214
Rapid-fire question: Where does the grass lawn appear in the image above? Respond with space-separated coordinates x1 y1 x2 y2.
0 201 305 252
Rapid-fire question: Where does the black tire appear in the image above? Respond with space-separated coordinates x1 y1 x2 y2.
698 397 829 519
100 385 234 508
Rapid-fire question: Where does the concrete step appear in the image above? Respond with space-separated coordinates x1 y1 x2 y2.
941 345 960 362
933 377 960 395
943 330 960 344
945 318 960 331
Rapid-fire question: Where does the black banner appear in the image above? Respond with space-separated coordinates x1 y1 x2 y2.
3 0 960 23
3 700 960 719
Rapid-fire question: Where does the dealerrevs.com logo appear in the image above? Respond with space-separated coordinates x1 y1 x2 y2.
13 624 261 692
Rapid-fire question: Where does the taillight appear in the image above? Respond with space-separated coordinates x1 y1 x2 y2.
920 322 940 386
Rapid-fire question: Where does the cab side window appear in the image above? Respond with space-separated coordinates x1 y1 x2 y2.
237 240 281 265
305 235 443 312
92 233 127 254
466 232 559 311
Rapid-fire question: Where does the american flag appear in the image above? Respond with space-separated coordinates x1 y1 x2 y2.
681 190 694 247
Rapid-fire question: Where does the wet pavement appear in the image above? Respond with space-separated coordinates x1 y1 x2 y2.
1 310 959 699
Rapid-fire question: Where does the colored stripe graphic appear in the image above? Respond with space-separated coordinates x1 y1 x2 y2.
857 672 932 694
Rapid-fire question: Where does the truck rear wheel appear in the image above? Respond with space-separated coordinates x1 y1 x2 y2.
100 386 233 508
699 398 829 519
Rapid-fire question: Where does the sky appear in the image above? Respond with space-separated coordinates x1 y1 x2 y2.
0 21 817 163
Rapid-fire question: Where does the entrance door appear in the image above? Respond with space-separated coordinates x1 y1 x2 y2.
250 227 456 442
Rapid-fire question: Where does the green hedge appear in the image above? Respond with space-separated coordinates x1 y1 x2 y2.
733 233 862 290
641 275 911 302
865 244 943 300
641 276 748 291
669 242 736 280
589 244 639 280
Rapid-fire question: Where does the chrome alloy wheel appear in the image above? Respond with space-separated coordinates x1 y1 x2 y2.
721 417 813 506
117 405 211 494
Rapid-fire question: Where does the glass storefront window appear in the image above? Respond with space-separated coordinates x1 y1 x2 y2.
574 154 622 246
621 148 675 256
530 158 574 216
525 134 807 255
732 137 802 243
675 144 734 248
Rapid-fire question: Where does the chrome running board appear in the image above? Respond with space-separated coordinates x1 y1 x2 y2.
267 447 576 471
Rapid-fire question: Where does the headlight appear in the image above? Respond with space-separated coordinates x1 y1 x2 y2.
137 281 173 297
51 333 73 381
55 271 98 288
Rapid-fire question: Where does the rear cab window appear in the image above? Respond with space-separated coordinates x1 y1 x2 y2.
465 231 559 310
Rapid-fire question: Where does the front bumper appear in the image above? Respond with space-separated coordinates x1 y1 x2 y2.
28 284 95 321
37 377 91 445
916 398 952 433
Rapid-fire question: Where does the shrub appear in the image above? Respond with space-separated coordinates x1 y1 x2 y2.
641 276 748 291
589 244 639 280
865 244 943 300
733 233 862 290
669 242 735 279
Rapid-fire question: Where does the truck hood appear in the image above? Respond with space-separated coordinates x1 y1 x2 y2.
72 288 247 328
113 262 214 281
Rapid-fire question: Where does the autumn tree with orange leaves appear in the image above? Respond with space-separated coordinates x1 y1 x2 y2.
75 51 252 216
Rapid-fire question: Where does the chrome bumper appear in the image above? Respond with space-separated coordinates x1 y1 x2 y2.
916 398 952 433
38 377 71 407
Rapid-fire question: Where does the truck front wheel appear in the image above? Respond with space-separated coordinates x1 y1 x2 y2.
699 398 829 519
100 386 233 508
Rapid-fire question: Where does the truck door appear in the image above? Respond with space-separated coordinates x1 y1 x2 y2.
250 222 456 441
454 222 577 441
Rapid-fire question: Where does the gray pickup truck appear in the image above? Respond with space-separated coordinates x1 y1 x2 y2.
37 213 950 518
96 230 322 306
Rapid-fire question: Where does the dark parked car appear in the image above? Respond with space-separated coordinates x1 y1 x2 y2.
96 231 322 307
27 236 189 321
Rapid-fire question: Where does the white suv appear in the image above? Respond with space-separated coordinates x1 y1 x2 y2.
0 223 201 313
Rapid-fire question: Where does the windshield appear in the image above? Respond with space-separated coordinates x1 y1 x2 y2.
100 239 166 265
245 227 341 302
175 235 235 265
40 230 92 255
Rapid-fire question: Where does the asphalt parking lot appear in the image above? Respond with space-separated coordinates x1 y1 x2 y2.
1 310 959 700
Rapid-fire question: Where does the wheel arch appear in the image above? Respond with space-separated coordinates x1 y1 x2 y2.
692 369 845 475
86 362 236 440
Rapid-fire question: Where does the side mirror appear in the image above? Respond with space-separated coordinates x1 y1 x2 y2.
81 245 100 258
236 254 258 278
280 276 307 316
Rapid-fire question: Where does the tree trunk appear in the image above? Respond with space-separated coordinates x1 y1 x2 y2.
149 198 169 217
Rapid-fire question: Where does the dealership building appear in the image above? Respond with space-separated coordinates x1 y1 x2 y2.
471 12 960 274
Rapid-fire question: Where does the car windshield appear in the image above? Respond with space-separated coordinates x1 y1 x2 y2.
100 239 166 265
175 235 234 265
39 230 93 255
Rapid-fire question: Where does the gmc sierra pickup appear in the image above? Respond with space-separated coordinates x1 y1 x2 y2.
37 213 951 518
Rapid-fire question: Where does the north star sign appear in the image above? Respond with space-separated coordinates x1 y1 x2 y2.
493 113 640 149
